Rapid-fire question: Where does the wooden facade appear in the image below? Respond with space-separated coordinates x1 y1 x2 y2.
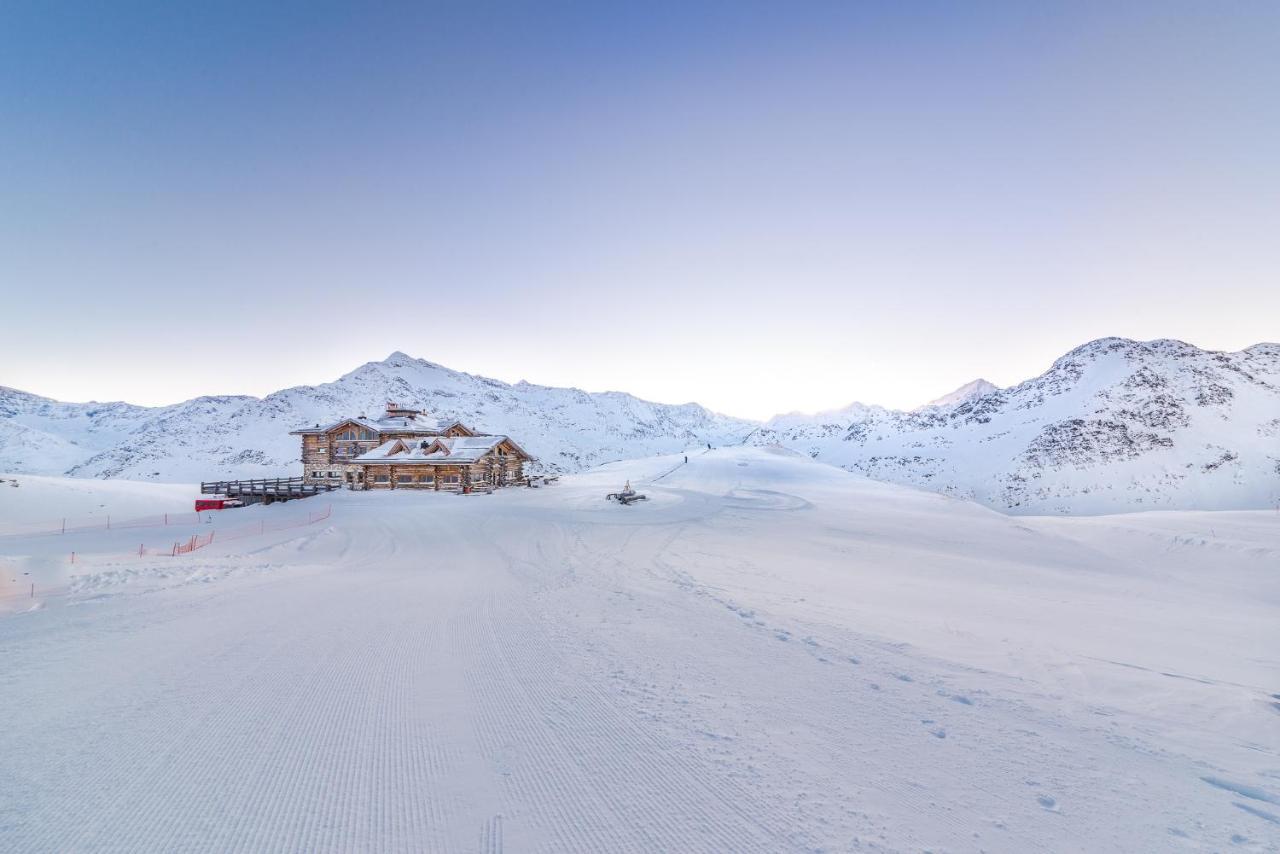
290 403 531 492
359 440 527 492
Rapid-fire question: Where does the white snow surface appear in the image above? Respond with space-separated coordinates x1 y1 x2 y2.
750 337 1280 514
0 472 196 529
0 351 754 481
2 447 1277 852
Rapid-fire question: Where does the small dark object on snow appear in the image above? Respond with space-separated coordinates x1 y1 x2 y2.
606 480 648 505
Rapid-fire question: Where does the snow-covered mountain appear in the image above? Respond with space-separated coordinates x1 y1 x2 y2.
4 339 1277 514
917 378 999 410
0 352 755 481
749 338 1280 514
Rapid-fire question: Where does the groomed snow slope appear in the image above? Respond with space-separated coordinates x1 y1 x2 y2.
1 448 1277 852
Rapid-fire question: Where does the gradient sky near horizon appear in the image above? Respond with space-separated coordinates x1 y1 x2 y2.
2 2 1277 419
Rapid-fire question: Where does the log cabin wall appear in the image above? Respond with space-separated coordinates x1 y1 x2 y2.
299 422 532 490
361 464 467 490
302 423 382 485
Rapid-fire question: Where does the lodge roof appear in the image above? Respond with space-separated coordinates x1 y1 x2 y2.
289 416 475 437
371 412 450 431
353 435 532 465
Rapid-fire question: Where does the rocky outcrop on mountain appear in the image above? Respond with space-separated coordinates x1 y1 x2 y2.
749 338 1280 514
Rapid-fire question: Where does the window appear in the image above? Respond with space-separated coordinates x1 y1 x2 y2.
417 474 434 484
397 474 413 484
442 475 460 484
329 471 340 478
374 474 389 483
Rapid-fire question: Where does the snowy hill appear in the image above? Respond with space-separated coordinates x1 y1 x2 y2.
4 449 1277 850
749 338 1280 514
0 352 754 481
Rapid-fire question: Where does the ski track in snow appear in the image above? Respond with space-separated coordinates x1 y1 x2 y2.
1 447 1278 852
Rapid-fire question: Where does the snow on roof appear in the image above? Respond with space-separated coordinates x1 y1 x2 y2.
371 412 447 432
292 415 468 436
446 436 505 451
353 439 404 459
290 417 383 435
352 435 516 464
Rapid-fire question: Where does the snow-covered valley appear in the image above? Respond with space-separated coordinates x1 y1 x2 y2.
2 448 1277 852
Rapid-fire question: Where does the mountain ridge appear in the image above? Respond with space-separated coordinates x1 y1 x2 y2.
0 353 756 481
748 336 1279 514
3 337 1277 514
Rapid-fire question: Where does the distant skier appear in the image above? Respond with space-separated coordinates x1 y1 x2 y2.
684 455 688 464
706 442 711 450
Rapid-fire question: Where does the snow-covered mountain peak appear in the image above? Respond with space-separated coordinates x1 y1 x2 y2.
917 378 999 410
0 354 756 481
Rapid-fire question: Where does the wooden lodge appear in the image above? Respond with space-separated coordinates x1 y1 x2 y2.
290 403 533 492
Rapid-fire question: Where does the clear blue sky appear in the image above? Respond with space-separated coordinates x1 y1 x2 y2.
2 1 1276 419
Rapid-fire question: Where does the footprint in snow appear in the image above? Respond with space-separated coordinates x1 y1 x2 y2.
1037 795 1058 811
